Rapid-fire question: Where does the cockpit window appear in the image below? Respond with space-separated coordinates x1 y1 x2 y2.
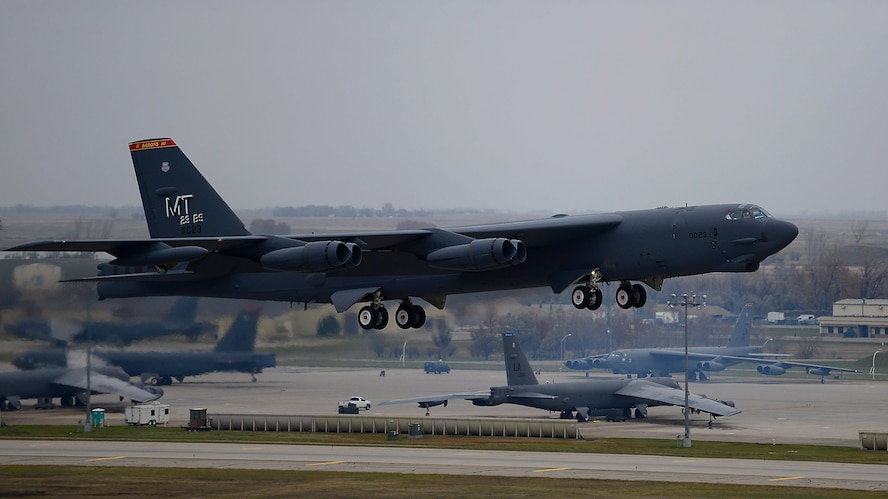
725 204 771 221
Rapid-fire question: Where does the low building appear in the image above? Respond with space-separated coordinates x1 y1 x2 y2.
819 299 888 337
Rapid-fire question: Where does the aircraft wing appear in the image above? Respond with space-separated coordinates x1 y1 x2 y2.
6 236 270 254
701 354 862 375
615 379 740 417
52 368 162 403
378 390 491 406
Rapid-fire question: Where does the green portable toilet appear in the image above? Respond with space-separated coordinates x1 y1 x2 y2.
91 408 105 428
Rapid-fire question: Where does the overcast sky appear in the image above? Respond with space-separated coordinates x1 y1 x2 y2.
1 2 886 217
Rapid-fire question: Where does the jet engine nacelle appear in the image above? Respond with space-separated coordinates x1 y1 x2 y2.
696 361 726 372
565 359 597 370
472 398 501 407
757 364 786 376
806 367 830 377
426 238 527 271
260 241 362 272
111 244 209 266
417 400 448 409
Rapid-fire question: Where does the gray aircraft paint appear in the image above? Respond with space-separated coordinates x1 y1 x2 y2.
13 307 274 386
381 332 740 421
0 365 162 411
5 138 798 331
565 303 859 380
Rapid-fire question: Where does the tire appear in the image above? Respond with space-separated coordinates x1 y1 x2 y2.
587 288 603 310
616 285 633 309
571 286 591 309
395 306 414 329
358 306 377 330
411 305 426 328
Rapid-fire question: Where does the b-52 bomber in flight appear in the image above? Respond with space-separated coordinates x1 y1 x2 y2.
5 138 799 330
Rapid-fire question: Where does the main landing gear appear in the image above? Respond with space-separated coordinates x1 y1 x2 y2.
358 297 427 330
571 272 647 311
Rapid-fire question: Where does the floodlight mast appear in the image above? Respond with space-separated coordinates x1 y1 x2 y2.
668 293 706 448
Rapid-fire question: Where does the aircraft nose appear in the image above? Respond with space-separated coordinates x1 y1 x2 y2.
764 219 798 249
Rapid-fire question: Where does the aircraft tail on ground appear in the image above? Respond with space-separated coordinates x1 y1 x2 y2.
502 332 539 386
129 138 249 238
213 306 261 353
163 296 199 326
725 303 754 348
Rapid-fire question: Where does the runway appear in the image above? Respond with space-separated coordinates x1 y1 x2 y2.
1 439 886 491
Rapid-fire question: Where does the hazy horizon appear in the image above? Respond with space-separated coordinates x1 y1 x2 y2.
2 2 887 217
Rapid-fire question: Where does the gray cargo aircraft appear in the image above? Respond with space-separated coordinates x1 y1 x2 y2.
565 303 860 382
0 356 163 411
5 297 214 346
380 332 740 422
5 138 798 330
13 306 274 385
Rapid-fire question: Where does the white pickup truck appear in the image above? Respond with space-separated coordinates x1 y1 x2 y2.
338 396 371 414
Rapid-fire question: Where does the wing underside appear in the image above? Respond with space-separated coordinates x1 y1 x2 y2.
615 379 740 417
52 369 161 403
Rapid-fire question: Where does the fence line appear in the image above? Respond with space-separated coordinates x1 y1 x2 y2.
210 413 580 439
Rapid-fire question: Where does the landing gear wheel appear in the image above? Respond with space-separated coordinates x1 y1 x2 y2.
395 306 415 329
411 305 426 328
587 288 603 310
616 284 634 309
358 306 377 330
373 307 389 329
631 284 647 308
571 286 591 309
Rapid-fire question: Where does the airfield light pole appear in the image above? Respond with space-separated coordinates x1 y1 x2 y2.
561 334 572 362
84 301 93 433
401 339 408 367
669 293 705 448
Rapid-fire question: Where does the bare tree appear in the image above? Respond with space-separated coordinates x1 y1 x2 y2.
796 335 822 360
851 220 869 245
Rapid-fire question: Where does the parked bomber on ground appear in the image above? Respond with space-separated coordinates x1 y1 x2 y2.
5 297 214 346
13 307 274 385
565 304 861 382
380 332 740 422
5 138 798 330
0 354 163 411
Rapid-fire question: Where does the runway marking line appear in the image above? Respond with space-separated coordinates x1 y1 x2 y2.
769 476 806 482
87 456 127 462
672 459 704 463
29 443 53 447
307 460 346 467
239 447 265 451
534 467 570 473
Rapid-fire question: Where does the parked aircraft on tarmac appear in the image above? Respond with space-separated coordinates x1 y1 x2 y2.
0 350 163 411
565 303 860 382
5 138 798 331
5 297 214 346
380 332 740 422
13 307 274 385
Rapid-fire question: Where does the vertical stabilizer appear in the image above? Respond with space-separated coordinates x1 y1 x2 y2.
214 306 261 353
502 332 539 386
129 138 249 238
726 303 754 348
163 297 199 326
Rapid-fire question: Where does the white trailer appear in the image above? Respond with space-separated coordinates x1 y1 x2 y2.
125 403 170 426
767 312 785 323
